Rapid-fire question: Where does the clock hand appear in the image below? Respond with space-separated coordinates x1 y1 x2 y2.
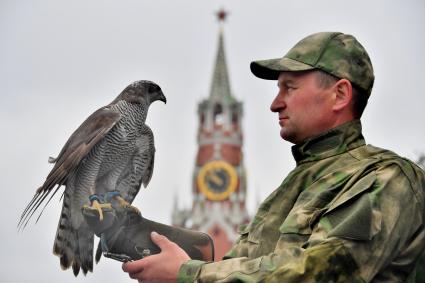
206 171 224 187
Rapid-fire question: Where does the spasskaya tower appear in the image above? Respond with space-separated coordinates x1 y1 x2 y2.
172 10 250 260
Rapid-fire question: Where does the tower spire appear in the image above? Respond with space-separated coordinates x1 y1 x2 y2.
209 9 233 103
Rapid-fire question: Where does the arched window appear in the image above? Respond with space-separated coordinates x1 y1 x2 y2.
213 103 224 125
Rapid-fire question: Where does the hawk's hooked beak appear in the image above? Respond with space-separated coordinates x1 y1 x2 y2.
158 91 167 104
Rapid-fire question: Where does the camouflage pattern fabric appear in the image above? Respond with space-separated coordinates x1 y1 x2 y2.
250 32 375 96
178 120 425 283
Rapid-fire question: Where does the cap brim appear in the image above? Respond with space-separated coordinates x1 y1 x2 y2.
250 57 315 80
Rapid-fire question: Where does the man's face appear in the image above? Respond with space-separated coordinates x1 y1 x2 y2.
270 71 336 144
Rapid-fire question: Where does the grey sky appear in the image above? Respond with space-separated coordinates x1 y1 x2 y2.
1 0 424 282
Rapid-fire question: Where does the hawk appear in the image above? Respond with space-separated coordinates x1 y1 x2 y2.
19 80 166 275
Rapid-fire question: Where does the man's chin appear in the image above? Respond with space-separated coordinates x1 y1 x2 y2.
280 130 296 144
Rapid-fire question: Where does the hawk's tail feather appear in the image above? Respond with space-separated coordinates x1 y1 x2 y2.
72 261 80 277
95 241 102 263
78 228 94 274
59 252 70 269
71 230 84 276
53 190 94 276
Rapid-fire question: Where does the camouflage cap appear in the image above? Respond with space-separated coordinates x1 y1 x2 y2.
250 32 375 96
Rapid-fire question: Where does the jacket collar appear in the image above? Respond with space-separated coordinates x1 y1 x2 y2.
291 120 365 165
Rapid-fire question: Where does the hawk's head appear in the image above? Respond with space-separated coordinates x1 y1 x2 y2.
116 80 166 106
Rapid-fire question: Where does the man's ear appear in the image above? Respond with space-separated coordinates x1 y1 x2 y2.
332 79 353 112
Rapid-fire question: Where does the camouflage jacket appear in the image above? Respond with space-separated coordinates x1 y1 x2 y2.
178 120 425 283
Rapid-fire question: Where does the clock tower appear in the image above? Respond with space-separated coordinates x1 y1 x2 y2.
172 10 250 260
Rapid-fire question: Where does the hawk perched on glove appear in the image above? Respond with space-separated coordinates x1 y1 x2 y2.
19 80 166 275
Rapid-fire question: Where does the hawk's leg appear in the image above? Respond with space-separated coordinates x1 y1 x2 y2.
105 191 141 215
83 194 112 221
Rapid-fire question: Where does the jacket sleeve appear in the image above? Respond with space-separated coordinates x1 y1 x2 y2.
177 163 425 283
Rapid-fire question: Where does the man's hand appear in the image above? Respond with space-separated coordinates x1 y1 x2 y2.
122 231 191 283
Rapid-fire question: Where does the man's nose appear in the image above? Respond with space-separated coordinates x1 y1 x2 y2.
270 93 285 113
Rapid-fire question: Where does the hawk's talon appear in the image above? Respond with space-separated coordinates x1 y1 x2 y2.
116 196 140 215
83 200 112 221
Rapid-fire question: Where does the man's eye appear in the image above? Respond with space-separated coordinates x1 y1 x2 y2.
278 82 296 91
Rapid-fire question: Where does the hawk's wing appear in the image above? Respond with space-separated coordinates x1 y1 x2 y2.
19 107 121 228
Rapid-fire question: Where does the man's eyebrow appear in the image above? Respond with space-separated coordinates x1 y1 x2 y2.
278 78 296 87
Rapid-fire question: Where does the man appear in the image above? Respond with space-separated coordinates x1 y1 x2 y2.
122 32 425 282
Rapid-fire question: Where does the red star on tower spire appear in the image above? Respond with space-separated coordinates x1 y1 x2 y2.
216 9 227 23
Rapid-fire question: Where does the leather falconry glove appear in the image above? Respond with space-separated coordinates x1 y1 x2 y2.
82 205 214 262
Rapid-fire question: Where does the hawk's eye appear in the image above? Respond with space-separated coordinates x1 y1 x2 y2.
148 84 159 93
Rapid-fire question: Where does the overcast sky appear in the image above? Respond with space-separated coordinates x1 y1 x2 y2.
1 0 424 282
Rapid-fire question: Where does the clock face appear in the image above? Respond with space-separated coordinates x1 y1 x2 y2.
197 160 238 201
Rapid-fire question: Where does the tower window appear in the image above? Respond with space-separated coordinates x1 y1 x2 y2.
213 103 224 125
